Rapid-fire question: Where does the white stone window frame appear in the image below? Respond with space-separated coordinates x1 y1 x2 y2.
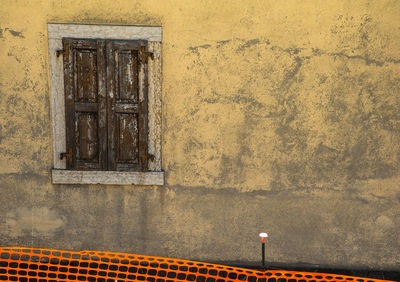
48 23 163 185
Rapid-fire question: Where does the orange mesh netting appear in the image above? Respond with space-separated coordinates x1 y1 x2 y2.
0 247 394 282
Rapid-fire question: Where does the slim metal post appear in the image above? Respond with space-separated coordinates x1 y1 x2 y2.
259 233 268 270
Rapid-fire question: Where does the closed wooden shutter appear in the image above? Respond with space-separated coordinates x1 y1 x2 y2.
106 40 149 171
62 39 150 171
62 39 107 170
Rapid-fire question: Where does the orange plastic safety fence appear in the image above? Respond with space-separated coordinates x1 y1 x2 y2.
0 247 394 282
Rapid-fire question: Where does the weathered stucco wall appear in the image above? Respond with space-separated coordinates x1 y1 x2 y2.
0 0 399 271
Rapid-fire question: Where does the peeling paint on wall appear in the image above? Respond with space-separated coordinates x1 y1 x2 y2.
5 28 24 38
0 28 24 38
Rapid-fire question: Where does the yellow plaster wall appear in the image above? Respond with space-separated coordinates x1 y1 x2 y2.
0 0 400 270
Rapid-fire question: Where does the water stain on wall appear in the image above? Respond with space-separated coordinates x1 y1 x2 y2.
6 207 66 237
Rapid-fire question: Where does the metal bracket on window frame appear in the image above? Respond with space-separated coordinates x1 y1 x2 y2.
56 49 68 58
140 46 154 64
140 153 156 171
59 148 73 166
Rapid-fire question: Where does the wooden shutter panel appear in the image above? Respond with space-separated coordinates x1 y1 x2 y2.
106 40 149 171
63 39 107 170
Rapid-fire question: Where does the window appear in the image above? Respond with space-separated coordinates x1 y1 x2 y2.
62 38 151 171
48 24 163 185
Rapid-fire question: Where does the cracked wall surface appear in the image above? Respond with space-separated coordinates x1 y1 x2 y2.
0 0 399 271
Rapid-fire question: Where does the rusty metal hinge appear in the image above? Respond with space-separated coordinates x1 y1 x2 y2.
146 154 155 162
59 148 73 166
141 153 155 163
140 153 155 171
140 46 154 64
56 49 68 58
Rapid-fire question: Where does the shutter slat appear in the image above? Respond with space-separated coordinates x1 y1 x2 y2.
76 112 98 161
116 113 139 163
74 102 99 112
97 40 108 170
117 50 139 102
63 39 75 169
138 44 150 171
114 103 139 114
75 49 97 102
106 40 116 170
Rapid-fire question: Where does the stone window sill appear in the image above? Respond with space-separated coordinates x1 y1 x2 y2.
52 169 164 185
